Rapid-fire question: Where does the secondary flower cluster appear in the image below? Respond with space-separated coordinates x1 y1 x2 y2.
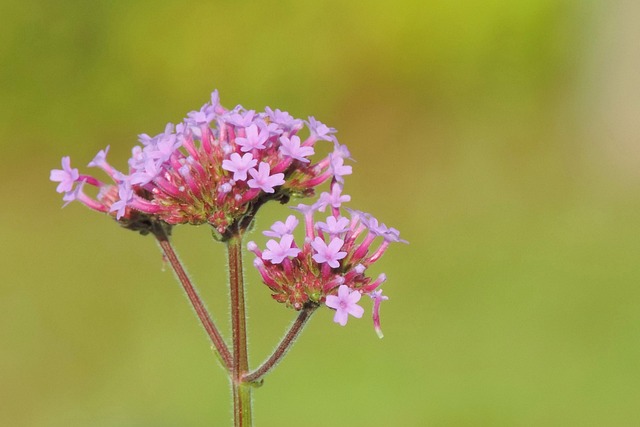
248 182 406 337
50 90 350 237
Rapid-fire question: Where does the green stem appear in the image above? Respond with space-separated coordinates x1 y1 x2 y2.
153 228 232 371
227 230 252 427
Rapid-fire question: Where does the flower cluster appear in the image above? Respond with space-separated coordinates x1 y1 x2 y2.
248 182 406 337
50 90 349 238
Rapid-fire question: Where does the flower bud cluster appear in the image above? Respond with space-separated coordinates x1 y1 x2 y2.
248 182 406 335
50 90 348 238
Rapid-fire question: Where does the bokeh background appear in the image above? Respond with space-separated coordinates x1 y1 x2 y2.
2 1 639 426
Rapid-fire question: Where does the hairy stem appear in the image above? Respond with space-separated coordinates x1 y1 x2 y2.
153 228 232 371
227 230 252 427
243 304 317 384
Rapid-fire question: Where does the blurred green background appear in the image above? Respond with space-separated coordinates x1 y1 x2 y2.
2 1 640 426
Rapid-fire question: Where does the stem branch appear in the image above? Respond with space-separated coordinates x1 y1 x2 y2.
243 304 317 384
153 228 232 371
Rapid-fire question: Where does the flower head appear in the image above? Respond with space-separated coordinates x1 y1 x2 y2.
50 90 352 239
249 185 406 333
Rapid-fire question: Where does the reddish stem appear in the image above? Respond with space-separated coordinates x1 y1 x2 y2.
227 230 252 426
153 229 232 371
243 304 317 384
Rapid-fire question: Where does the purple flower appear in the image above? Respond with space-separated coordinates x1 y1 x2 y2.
61 180 85 207
236 124 269 152
110 181 134 219
317 183 351 211
325 285 364 326
247 162 285 193
227 109 256 128
307 116 337 142
262 234 301 264
266 107 303 130
129 157 162 186
279 135 314 163
50 156 79 194
88 146 110 169
186 103 216 126
311 237 347 268
369 290 389 338
263 215 299 238
329 153 352 184
222 152 258 182
151 132 181 163
333 142 352 160
316 215 350 236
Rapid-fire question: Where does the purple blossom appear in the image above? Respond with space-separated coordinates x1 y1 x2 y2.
235 124 269 152
360 213 384 234
110 181 134 219
311 237 347 268
307 116 337 142
369 290 389 338
266 107 303 130
333 142 352 160
258 120 282 136
210 90 223 114
186 103 216 126
263 215 299 238
325 285 364 326
279 135 314 163
50 156 79 194
87 146 110 169
151 133 181 162
262 234 300 264
222 152 258 182
317 184 351 211
329 153 352 184
61 180 85 207
247 162 285 193
227 109 256 127
316 215 350 236
129 157 162 186
360 213 407 243
291 202 318 216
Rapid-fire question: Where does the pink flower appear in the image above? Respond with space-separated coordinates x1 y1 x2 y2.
329 153 352 184
262 234 300 264
263 215 299 238
317 183 351 212
50 156 79 194
279 135 314 163
247 162 285 193
325 285 364 326
236 124 269 152
310 237 347 268
222 152 258 182
316 215 350 236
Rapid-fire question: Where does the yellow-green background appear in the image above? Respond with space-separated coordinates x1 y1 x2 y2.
2 1 639 426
